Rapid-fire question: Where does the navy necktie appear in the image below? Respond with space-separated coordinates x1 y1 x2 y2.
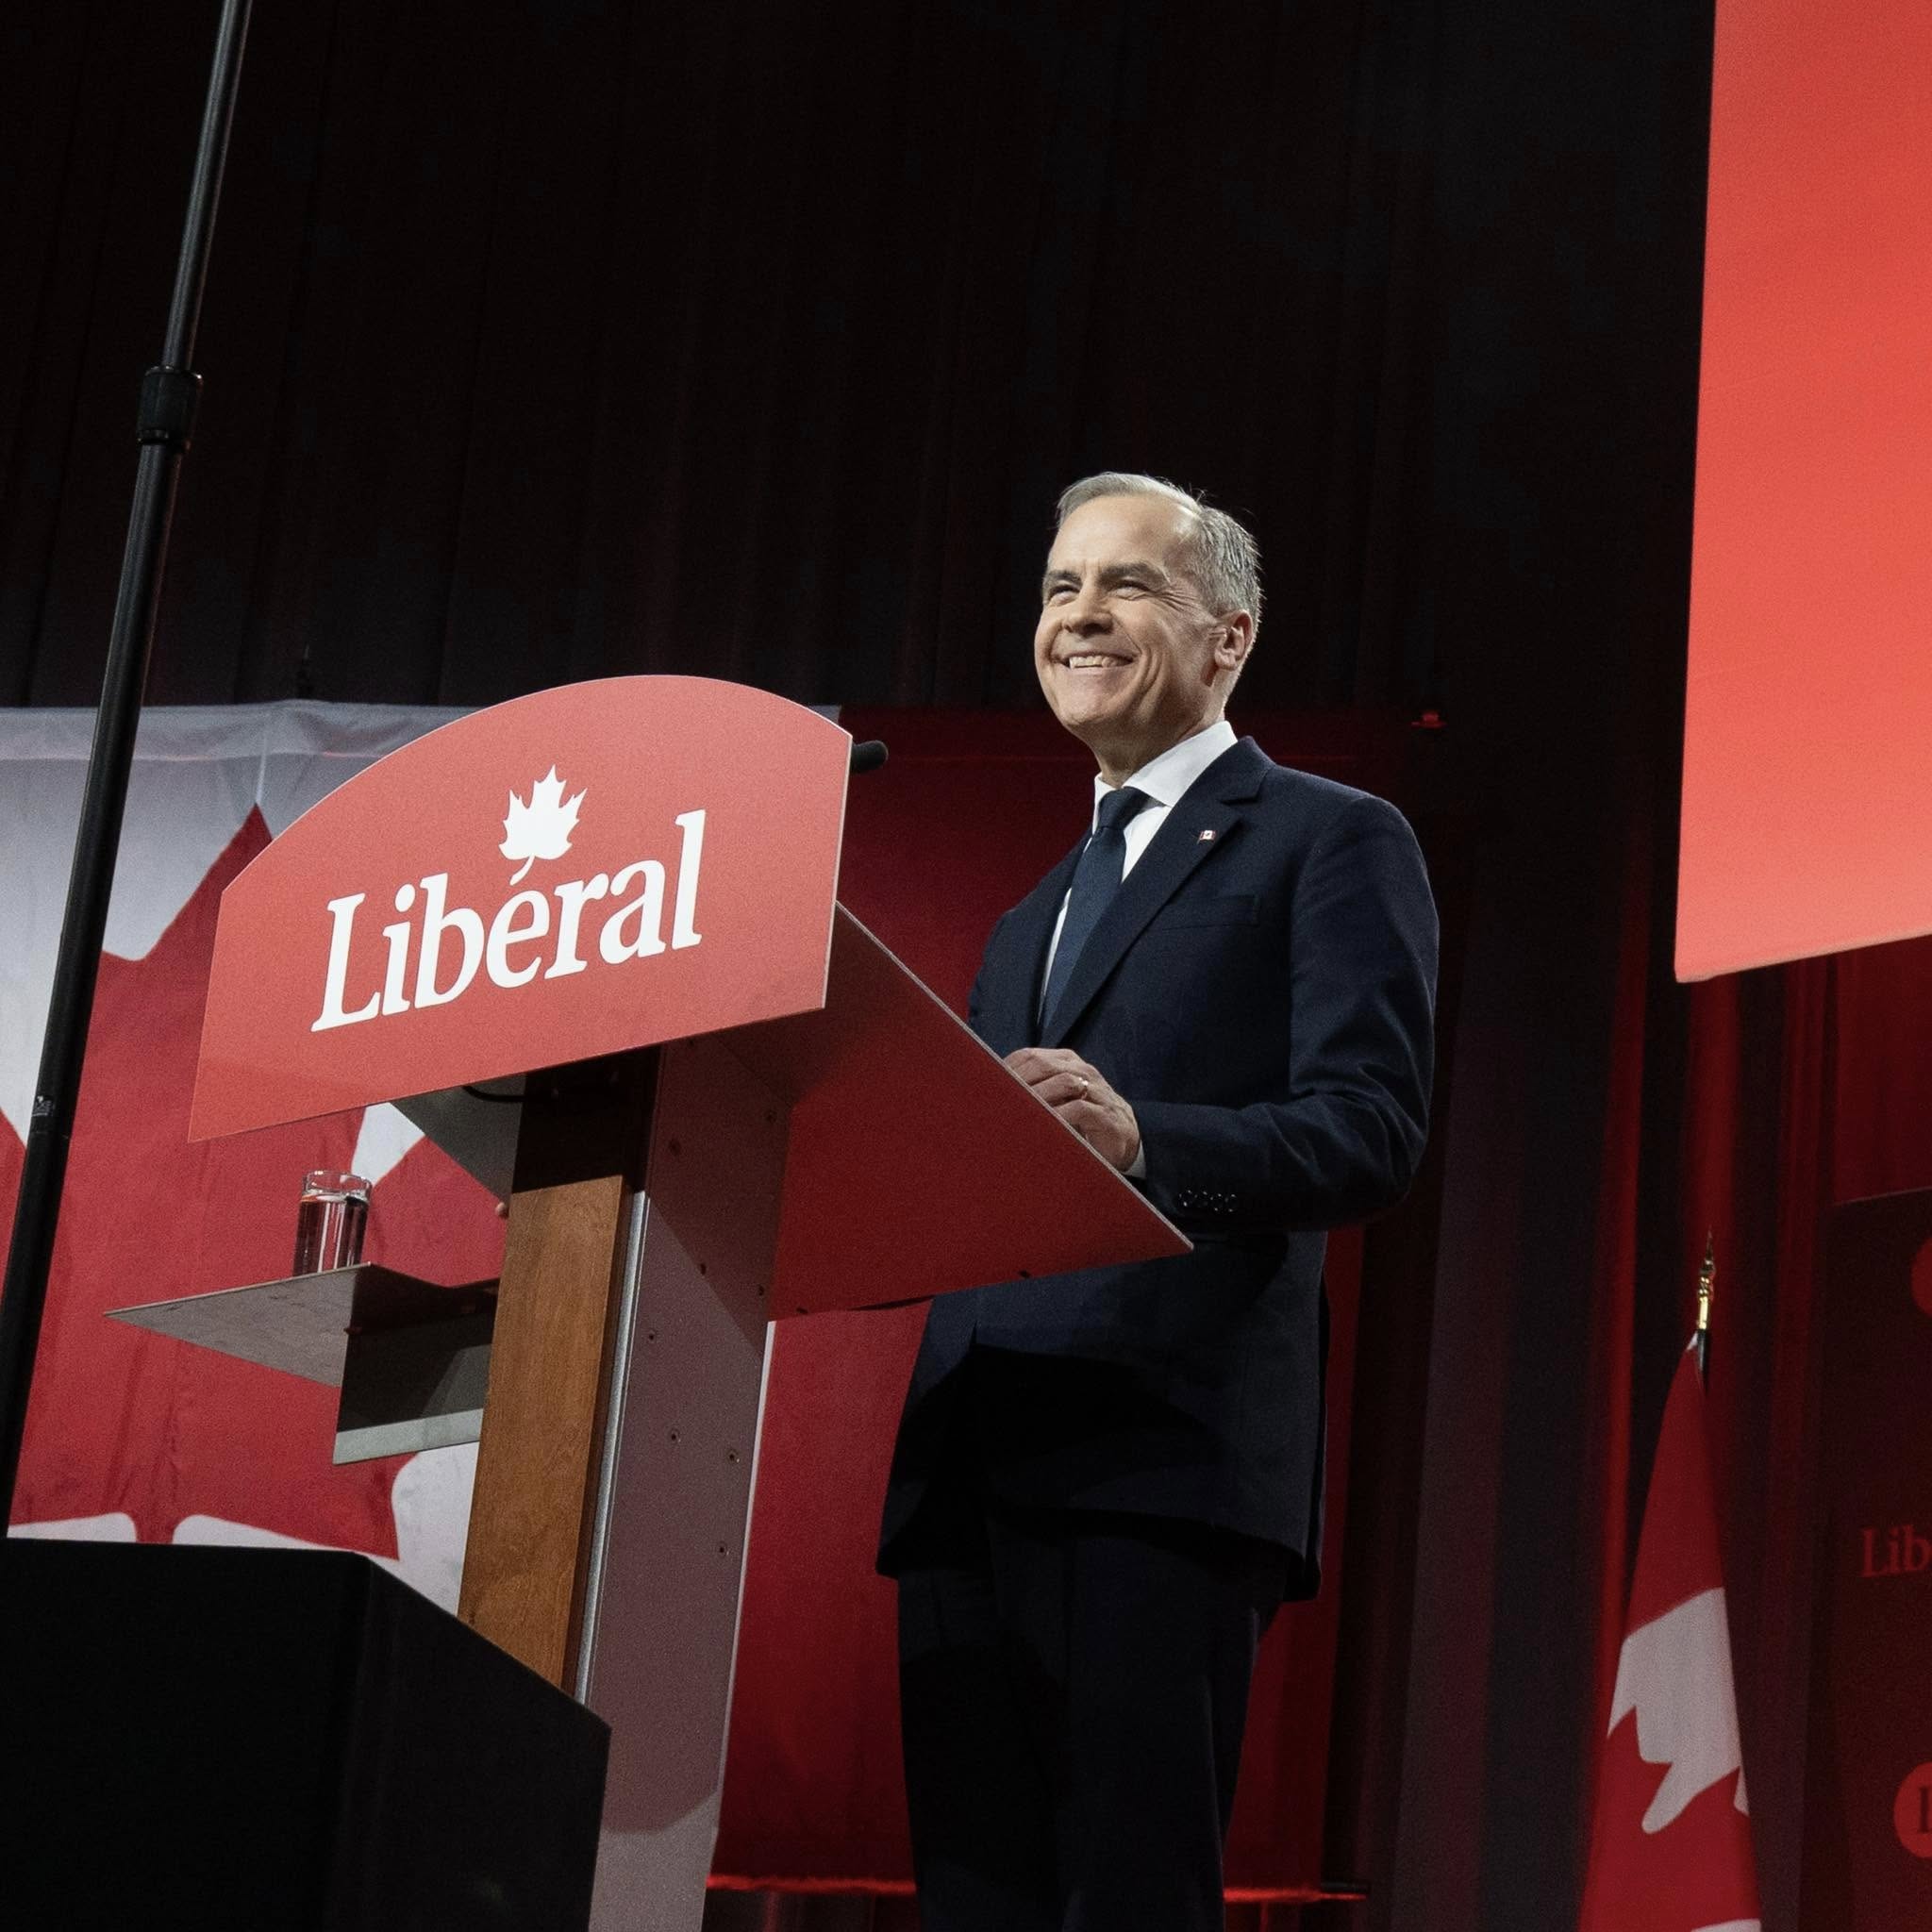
1039 785 1154 1034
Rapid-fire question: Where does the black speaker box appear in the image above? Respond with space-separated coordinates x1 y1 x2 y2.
0 1540 608 1930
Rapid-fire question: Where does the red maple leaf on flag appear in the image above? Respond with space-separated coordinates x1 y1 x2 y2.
3 813 504 1561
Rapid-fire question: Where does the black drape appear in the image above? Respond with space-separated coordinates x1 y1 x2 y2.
3 0 1447 713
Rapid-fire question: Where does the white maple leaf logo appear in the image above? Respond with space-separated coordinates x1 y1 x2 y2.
499 766 585 883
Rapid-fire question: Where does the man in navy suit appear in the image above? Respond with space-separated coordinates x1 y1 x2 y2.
879 474 1438 1930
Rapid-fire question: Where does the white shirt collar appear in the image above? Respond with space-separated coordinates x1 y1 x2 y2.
1091 718 1238 822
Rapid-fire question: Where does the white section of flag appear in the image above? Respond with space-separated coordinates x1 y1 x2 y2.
1607 1584 1749 1833
0 702 467 1141
8 1512 137 1541
169 1442 475 1610
351 1102 425 1185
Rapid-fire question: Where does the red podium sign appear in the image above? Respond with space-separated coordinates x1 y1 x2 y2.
191 677 848 1138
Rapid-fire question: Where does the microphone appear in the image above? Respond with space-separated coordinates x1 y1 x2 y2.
849 739 889 775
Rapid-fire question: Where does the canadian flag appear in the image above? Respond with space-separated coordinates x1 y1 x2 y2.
1577 1339 1763 1932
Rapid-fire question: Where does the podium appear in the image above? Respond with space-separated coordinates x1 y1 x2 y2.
113 676 1187 1930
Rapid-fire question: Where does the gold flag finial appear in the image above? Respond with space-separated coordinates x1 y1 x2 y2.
1696 1232 1715 1337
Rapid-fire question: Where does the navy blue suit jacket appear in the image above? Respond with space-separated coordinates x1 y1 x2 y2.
877 737 1438 1595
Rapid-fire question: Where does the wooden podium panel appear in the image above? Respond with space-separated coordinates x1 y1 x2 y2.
724 908 1189 1316
458 1054 658 1689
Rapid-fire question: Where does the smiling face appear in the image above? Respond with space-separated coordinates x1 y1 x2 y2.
1035 492 1254 784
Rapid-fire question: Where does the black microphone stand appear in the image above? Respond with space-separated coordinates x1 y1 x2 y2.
0 0 255 1522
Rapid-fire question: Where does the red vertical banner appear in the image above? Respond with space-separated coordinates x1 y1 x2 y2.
1579 1342 1761 1931
1804 1193 1932 1930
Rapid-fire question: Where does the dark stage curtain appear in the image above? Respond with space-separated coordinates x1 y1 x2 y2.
25 5 1925 1932
2 0 1441 712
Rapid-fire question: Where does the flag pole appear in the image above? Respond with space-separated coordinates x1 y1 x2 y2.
1694 1231 1715 1384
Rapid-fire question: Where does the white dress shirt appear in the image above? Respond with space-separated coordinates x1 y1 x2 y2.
1041 717 1239 987
1041 718 1238 1181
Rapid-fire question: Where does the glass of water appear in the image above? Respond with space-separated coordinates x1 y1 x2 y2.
291 1170 370 1275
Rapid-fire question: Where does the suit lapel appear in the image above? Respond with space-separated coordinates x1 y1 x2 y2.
1041 738 1268 1048
982 841 1082 1054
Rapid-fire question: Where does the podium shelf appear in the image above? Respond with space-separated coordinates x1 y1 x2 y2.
107 1266 497 1389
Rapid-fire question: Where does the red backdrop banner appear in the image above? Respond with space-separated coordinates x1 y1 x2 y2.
1 700 1388 1893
